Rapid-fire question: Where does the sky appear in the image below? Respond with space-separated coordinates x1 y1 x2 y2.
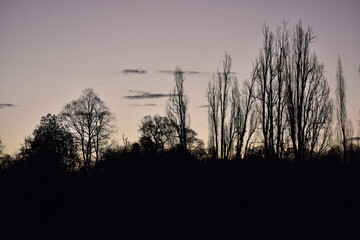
1 0 360 155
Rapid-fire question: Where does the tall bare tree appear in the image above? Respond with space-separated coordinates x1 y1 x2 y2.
243 110 259 159
61 88 115 169
207 52 258 160
207 79 219 158
359 66 360 139
274 22 291 159
335 56 353 161
218 53 233 159
254 22 289 160
0 135 4 156
166 67 190 152
255 23 276 160
285 21 333 161
232 63 258 160
207 53 236 159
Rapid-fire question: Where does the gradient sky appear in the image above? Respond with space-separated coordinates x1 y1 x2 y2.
1 0 359 155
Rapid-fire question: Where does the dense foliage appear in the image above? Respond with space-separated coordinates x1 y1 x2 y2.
1 144 360 239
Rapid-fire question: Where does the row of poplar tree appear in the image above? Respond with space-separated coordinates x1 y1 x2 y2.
206 21 354 162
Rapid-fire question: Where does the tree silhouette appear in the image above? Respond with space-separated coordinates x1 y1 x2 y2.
233 64 258 160
254 23 277 160
207 53 257 160
138 115 176 152
207 53 236 159
285 21 333 161
185 128 206 158
19 113 78 173
207 76 219 158
358 66 360 140
166 67 190 152
61 88 115 170
0 135 4 156
253 22 290 160
335 56 353 161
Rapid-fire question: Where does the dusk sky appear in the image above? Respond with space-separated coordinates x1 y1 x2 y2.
1 0 359 155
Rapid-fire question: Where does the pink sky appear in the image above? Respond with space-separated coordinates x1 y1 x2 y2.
1 0 359 154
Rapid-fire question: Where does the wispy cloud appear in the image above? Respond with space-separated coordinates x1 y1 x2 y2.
157 70 206 75
216 71 238 75
124 90 172 99
186 71 204 75
157 70 173 74
130 103 157 107
0 103 18 109
122 69 146 74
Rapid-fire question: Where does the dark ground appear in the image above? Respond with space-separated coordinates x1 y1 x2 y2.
1 152 360 239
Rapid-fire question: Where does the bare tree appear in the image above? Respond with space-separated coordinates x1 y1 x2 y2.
218 53 233 159
207 52 258 160
166 67 190 152
274 22 291 159
285 21 333 161
0 135 4 156
254 22 289 160
357 66 360 139
207 79 219 158
61 88 115 169
139 115 176 152
255 23 276 160
243 110 259 159
335 56 353 161
229 79 241 159
232 63 258 160
207 53 236 159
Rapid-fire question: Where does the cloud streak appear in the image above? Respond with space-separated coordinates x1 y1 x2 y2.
122 69 146 74
130 104 157 107
157 70 206 75
0 103 18 109
186 71 204 75
124 90 172 100
157 70 173 74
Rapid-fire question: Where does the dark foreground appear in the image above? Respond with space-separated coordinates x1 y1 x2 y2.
1 153 360 239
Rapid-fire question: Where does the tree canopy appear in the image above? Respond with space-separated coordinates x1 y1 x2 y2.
19 113 78 172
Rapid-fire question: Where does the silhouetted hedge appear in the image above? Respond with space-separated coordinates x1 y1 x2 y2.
1 149 360 239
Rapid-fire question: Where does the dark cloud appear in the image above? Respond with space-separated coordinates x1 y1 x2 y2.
212 72 238 76
157 70 206 75
186 71 203 75
198 105 209 108
0 103 18 109
157 70 173 74
122 69 146 74
124 90 172 99
130 104 157 107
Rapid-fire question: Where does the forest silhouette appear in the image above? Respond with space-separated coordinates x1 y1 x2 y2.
1 21 360 239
